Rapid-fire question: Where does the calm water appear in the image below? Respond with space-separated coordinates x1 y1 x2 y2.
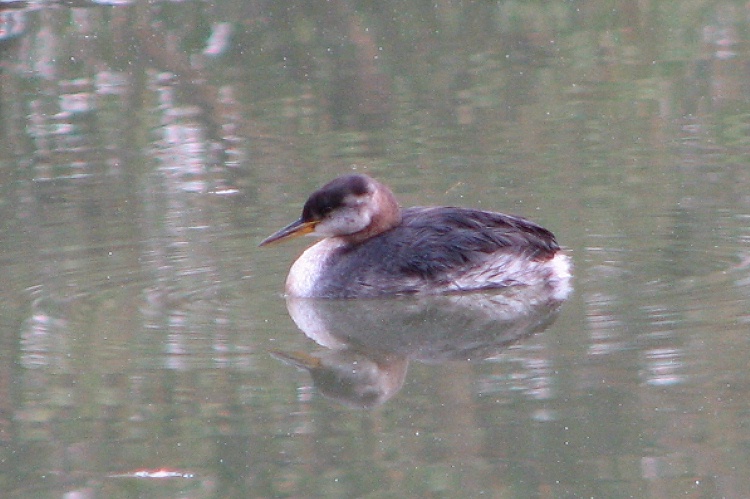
2 1 750 498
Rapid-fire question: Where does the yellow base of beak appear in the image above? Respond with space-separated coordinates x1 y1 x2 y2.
259 219 318 246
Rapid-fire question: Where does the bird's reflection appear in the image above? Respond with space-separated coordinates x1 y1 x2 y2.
273 281 570 409
271 349 408 410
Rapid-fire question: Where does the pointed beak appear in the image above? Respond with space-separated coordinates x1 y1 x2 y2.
259 218 318 246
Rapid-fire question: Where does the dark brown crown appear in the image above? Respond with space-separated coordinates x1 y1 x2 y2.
301 174 373 221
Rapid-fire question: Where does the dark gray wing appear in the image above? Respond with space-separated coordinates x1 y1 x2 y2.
320 207 560 296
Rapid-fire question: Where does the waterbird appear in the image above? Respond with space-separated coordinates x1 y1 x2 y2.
260 174 571 298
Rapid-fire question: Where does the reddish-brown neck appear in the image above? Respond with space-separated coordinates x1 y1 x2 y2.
343 181 402 245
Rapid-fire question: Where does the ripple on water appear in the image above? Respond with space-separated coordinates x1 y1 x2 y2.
573 210 750 393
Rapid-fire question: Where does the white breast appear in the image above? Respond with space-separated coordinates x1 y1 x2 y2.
285 238 347 297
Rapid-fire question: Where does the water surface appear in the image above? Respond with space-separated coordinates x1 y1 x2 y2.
1 1 750 498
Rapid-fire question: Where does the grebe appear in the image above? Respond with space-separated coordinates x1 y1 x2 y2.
260 174 571 298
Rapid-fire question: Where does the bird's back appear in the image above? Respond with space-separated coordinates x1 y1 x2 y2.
313 207 563 298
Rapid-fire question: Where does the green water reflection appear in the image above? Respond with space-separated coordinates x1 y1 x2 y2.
1 1 750 498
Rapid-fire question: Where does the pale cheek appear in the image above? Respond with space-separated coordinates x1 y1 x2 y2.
315 209 371 236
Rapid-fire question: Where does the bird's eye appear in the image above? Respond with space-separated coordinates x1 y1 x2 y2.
319 205 335 217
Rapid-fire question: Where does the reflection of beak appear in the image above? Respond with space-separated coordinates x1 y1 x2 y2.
270 350 322 370
259 218 318 246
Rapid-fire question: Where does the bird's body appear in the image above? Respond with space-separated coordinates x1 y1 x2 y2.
260 174 570 298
